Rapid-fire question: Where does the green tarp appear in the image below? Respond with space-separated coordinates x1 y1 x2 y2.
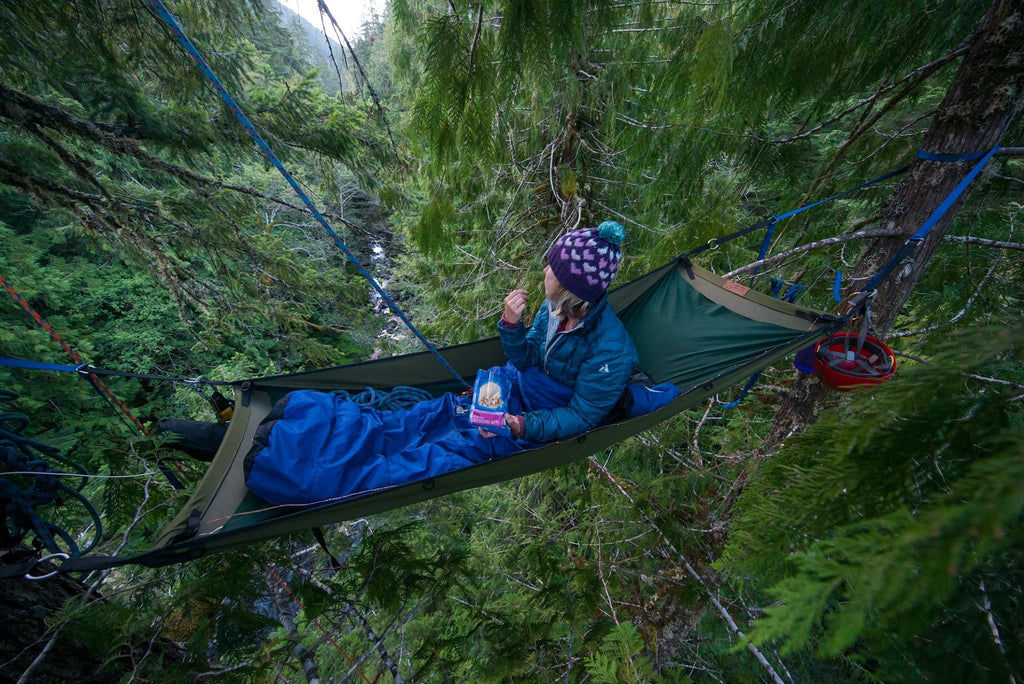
148 260 836 566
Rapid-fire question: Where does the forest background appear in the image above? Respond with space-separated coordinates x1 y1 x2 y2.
1 0 1021 682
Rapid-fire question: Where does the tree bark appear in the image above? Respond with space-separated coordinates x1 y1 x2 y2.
765 0 1024 448
1 547 187 683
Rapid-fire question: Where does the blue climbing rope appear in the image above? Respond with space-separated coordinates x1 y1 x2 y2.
334 385 434 411
147 0 469 389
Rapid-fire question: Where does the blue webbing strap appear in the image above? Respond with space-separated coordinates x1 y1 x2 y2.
148 0 469 389
685 165 908 261
917 149 989 162
0 358 232 387
771 165 909 223
782 282 804 303
748 221 776 286
769 278 804 303
833 270 843 302
718 371 762 409
863 145 1000 292
0 358 78 373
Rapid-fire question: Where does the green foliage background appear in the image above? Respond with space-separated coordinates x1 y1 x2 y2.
1 0 1021 681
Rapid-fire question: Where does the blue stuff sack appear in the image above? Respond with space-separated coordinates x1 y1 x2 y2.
471 367 511 437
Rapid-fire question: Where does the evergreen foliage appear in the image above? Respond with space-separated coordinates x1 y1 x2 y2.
1 0 1022 681
721 326 1024 679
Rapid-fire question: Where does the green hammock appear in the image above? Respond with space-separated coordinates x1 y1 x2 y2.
142 259 836 568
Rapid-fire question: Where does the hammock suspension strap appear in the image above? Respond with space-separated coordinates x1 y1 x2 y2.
862 145 1001 292
685 165 909 260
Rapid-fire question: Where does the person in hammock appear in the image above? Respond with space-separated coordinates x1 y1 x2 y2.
244 221 674 506
490 220 637 442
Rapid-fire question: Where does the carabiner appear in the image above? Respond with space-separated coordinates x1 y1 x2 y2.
24 552 70 581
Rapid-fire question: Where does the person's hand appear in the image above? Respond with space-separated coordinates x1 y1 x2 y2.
504 413 525 439
503 289 529 325
478 427 497 439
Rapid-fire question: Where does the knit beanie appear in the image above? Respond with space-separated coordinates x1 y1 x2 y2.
546 220 626 303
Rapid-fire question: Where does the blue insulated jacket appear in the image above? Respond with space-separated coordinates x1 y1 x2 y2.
498 297 638 442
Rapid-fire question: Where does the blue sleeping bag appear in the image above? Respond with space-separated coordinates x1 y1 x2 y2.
244 364 679 506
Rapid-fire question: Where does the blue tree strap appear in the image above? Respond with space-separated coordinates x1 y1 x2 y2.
0 357 233 386
917 149 989 162
0 358 78 372
907 145 1000 242
833 270 843 302
863 145 1000 292
782 283 804 303
718 371 762 409
769 278 804 303
771 166 909 223
683 165 908 261
748 221 776 286
147 0 469 389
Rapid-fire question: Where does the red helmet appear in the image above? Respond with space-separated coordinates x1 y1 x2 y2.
813 332 897 391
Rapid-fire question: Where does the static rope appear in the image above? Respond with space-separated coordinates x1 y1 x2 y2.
1 389 102 556
147 0 470 390
0 273 149 434
333 385 434 410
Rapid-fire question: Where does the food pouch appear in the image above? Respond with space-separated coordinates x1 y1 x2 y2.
470 368 511 437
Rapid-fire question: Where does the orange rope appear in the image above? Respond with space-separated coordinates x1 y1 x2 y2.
0 272 149 435
268 567 373 684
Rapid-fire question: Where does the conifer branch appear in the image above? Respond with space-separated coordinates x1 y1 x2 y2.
976 580 1016 682
723 228 902 278
587 457 787 684
467 4 485 74
941 235 1024 251
316 0 399 158
338 585 442 684
341 603 406 684
891 218 1008 338
0 83 367 234
723 225 1021 281
772 45 969 144
317 8 348 92
266 568 322 684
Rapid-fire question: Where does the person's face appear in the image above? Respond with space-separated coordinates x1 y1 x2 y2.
543 264 560 300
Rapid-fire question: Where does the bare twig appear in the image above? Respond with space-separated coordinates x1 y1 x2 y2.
316 0 398 158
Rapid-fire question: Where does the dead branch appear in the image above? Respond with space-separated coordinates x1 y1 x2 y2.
723 228 902 278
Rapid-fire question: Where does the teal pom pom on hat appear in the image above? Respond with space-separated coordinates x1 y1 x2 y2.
597 220 626 245
545 220 626 303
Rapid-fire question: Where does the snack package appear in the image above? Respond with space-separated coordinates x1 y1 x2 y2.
470 368 511 437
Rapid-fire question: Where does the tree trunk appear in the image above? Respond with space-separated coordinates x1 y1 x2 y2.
1 547 187 683
766 0 1024 448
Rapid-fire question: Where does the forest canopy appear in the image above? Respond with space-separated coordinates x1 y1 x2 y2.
1 0 1021 681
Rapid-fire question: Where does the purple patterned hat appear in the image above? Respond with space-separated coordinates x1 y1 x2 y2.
546 220 626 303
